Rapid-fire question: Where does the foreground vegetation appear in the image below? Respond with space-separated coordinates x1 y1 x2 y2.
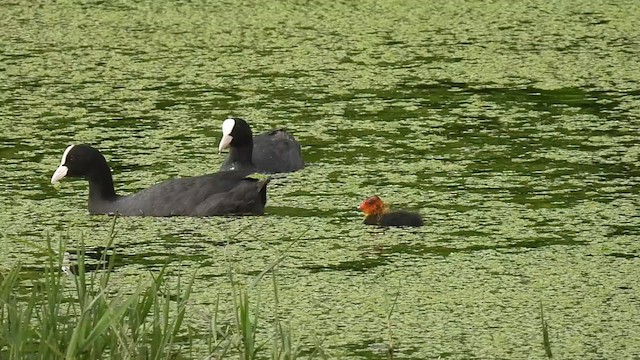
0 217 557 359
0 218 323 359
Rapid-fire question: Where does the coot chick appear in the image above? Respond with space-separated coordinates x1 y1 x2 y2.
357 195 423 227
218 117 304 174
51 144 269 216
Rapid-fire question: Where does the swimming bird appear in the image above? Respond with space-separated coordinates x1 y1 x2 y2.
218 117 304 173
51 144 269 216
357 195 423 227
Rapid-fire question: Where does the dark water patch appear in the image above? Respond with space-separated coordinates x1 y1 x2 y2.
197 272 229 280
379 237 586 257
266 206 339 218
305 256 389 273
400 81 627 119
304 237 585 274
605 252 638 259
609 225 640 236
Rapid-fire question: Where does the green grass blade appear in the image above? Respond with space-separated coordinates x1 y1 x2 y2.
78 286 144 354
540 302 552 359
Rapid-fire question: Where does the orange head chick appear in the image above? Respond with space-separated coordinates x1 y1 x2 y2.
357 195 424 227
357 195 388 217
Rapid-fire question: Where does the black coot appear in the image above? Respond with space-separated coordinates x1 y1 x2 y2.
218 117 304 174
357 195 423 227
51 144 269 216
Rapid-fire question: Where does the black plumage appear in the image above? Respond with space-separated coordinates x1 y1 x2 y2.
358 195 423 227
218 117 304 174
51 144 269 216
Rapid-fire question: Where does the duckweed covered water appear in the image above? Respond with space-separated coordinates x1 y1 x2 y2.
1 1 639 358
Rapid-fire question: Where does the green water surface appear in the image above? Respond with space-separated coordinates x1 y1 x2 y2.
1 0 639 358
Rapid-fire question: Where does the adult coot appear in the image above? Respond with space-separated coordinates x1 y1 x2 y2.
218 117 304 173
357 195 423 227
51 144 269 216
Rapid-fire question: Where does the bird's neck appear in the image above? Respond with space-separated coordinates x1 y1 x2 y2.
228 144 254 167
87 164 118 202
